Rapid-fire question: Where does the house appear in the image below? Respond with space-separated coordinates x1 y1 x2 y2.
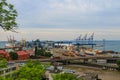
0 50 10 60
0 50 30 60
17 51 30 60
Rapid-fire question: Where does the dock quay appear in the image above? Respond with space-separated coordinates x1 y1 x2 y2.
0 56 119 77
13 56 120 70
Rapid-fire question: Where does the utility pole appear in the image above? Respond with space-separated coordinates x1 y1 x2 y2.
103 39 106 51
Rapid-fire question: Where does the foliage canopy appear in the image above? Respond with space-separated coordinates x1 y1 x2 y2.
36 48 52 57
15 60 46 80
116 60 120 70
9 51 18 60
0 0 17 31
0 58 7 68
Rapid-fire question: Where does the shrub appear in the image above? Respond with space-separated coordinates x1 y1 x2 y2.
116 60 120 70
44 52 53 57
0 58 7 68
15 60 45 80
36 48 52 57
9 52 18 60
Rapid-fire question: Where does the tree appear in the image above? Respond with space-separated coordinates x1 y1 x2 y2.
116 60 120 70
9 51 18 60
0 58 7 68
0 74 16 80
36 48 52 57
36 48 45 56
0 0 17 31
16 60 45 80
35 45 38 56
0 76 5 80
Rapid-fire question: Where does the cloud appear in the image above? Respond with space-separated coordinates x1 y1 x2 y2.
1 28 120 41
6 0 120 28
2 0 120 40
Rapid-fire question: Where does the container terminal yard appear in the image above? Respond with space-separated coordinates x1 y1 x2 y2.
0 34 120 80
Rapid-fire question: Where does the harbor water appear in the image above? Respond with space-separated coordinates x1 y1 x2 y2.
94 40 120 52
0 40 120 52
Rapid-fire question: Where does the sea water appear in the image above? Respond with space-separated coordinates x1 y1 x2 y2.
94 40 120 52
0 40 120 52
0 41 7 48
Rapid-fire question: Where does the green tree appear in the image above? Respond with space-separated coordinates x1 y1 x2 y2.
45 52 53 57
0 58 7 68
36 48 52 57
0 76 5 80
36 48 44 56
116 60 120 70
0 0 17 31
16 60 45 80
35 45 38 56
9 51 18 60
0 76 14 80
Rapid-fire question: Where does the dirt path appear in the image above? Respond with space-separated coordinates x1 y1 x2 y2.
99 71 120 80
64 65 120 80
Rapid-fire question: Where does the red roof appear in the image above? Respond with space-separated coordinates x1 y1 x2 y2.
0 50 9 59
5 53 10 57
0 50 30 60
0 50 6 56
17 51 30 60
0 50 6 54
17 51 30 56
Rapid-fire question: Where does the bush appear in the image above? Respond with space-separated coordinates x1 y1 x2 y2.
0 60 46 80
116 60 120 70
0 59 7 68
15 60 45 80
0 76 5 80
9 52 18 60
36 49 45 56
36 48 52 57
44 52 53 57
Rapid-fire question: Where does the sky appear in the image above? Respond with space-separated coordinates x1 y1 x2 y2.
0 0 120 41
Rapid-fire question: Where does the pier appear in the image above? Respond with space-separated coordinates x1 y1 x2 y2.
0 56 119 77
14 56 120 70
